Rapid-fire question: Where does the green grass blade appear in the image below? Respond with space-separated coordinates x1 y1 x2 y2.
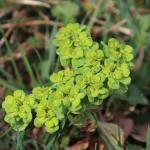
146 127 150 149
40 25 57 80
33 140 39 150
48 26 57 74
18 45 37 87
0 127 13 138
0 66 12 80
4 39 24 87
0 78 18 90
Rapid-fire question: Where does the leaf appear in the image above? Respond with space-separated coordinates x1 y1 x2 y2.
137 14 150 32
26 37 41 47
44 133 58 150
131 122 150 143
4 38 23 86
0 78 18 90
106 135 123 150
146 127 150 149
40 25 57 80
113 85 148 106
0 66 12 80
115 116 134 139
0 0 5 7
115 0 139 35
126 144 144 150
99 122 125 146
68 111 96 128
70 139 89 150
18 45 37 87
0 127 13 138
52 1 79 24
133 63 150 89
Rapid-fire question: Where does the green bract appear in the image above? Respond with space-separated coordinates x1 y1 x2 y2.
2 23 133 133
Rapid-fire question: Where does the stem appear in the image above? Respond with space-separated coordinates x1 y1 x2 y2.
16 131 24 150
88 0 103 30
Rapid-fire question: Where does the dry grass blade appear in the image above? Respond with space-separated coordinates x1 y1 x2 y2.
134 46 145 71
0 20 62 29
105 19 127 33
0 7 17 18
117 27 132 36
0 27 13 48
7 0 50 8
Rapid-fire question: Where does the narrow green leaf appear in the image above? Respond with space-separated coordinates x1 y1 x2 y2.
146 127 150 149
44 133 57 150
40 25 57 80
0 78 18 90
18 45 36 86
113 85 148 106
0 66 12 80
0 127 13 138
4 39 23 87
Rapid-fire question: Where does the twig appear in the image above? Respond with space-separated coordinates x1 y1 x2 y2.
134 46 145 71
117 27 132 36
0 20 63 29
105 19 127 33
88 0 103 30
7 0 50 8
0 6 18 18
95 19 105 25
0 27 13 48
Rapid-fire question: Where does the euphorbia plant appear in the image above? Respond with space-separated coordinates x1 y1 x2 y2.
2 23 133 146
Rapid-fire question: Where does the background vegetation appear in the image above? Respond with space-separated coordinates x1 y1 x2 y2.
0 0 150 149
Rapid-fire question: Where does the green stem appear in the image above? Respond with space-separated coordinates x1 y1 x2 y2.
16 131 24 150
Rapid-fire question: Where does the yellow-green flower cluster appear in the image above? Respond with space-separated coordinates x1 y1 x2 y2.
55 23 93 66
2 90 33 131
2 23 133 133
102 38 133 90
30 86 65 133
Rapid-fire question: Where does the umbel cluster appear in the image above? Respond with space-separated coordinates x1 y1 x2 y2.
2 23 133 133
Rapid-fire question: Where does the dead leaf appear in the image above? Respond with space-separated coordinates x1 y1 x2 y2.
98 144 104 150
83 120 97 132
70 139 89 150
115 117 134 139
131 122 150 142
0 87 6 99
7 0 50 8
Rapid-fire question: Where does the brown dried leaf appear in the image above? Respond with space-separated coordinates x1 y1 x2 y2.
131 122 150 142
98 144 104 150
115 117 134 139
7 0 50 8
0 87 6 99
70 139 89 150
